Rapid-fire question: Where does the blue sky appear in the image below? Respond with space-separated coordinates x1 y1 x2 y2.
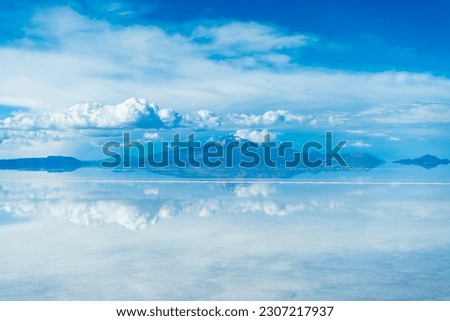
0 0 449 158
2 0 449 75
152 0 450 75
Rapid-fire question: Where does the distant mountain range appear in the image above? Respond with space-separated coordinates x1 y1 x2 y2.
108 135 385 178
0 156 97 172
0 152 446 177
0 153 383 178
394 154 450 169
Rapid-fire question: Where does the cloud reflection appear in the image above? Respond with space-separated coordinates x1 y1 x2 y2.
1 177 450 300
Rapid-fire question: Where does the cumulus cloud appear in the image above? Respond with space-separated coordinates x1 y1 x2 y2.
143 132 160 140
233 129 276 143
0 97 226 134
155 107 182 128
0 98 170 130
228 110 305 126
182 110 222 129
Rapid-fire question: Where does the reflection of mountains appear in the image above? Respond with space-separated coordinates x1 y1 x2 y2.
394 154 450 169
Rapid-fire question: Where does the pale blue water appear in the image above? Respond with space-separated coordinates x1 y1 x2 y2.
0 167 449 300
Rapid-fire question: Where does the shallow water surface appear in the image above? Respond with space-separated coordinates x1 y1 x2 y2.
0 169 449 300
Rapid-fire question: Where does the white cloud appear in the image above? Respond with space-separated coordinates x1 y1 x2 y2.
0 182 156 230
234 183 272 197
0 98 170 130
228 110 305 126
1 7 450 159
328 115 345 126
1 7 450 115
182 109 222 129
0 127 81 159
234 129 276 143
143 132 160 140
234 200 305 216
1 199 151 230
346 130 366 134
157 204 176 220
357 102 450 124
144 188 159 196
350 141 372 148
344 129 403 143
0 98 223 134
181 199 221 218
155 106 182 128
192 22 309 61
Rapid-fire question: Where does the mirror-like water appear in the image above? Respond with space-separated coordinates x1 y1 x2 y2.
0 169 449 300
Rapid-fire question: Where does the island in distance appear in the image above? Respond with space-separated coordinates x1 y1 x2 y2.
394 154 450 169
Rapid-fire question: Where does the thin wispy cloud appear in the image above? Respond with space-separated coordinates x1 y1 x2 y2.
191 21 310 59
1 7 450 113
350 141 372 148
357 102 450 124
